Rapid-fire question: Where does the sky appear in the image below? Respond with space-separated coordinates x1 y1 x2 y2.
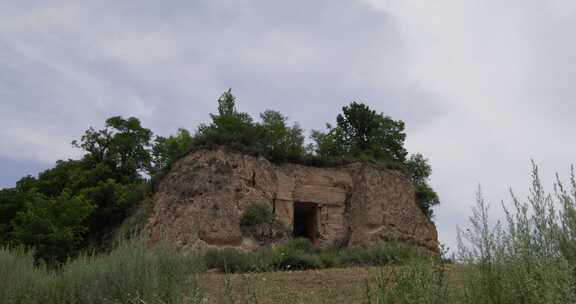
1 0 576 252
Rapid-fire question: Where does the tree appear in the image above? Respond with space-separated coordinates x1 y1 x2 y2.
197 89 259 148
0 188 33 245
310 124 341 159
335 102 407 162
312 102 408 162
79 179 130 238
406 154 439 218
149 128 194 175
11 191 93 264
35 159 83 197
73 116 153 183
258 110 305 161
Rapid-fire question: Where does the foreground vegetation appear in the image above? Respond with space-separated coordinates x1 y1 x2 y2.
3 162 576 303
0 239 204 304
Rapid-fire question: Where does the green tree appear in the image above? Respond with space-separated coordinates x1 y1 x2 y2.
0 176 44 245
312 102 407 162
258 110 305 161
11 191 93 264
335 102 407 162
310 124 341 159
79 179 130 238
197 89 259 148
73 116 153 183
35 159 83 197
406 154 439 219
0 188 32 244
149 128 194 175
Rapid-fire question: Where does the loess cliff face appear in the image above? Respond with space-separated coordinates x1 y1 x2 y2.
144 149 439 253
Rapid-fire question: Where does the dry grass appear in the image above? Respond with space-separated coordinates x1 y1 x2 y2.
199 265 462 304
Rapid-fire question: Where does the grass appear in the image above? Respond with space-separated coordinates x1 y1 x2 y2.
0 239 204 304
203 238 430 273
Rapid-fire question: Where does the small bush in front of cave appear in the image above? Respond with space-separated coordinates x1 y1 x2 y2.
240 203 275 227
239 202 287 242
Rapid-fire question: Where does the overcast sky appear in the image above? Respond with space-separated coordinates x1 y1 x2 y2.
2 0 576 251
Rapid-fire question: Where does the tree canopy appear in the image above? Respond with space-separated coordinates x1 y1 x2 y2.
311 102 407 162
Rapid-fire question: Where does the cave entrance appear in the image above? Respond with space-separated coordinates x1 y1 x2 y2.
293 202 319 241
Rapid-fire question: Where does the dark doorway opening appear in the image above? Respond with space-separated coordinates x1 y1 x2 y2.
293 202 318 241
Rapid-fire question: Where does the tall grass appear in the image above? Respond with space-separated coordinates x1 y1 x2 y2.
0 239 204 304
369 260 451 304
457 163 576 304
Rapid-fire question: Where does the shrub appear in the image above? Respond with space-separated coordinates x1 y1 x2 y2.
271 250 323 270
457 164 576 304
204 248 272 273
276 237 315 253
240 203 275 227
204 238 325 272
271 238 323 270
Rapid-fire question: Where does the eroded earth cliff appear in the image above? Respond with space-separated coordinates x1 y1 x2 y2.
144 149 439 253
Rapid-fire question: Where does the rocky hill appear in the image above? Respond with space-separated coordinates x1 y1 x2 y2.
143 149 439 253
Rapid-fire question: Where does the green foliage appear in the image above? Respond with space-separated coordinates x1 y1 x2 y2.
203 238 428 273
456 164 576 304
0 239 204 304
406 154 440 219
276 237 315 254
339 241 427 266
414 183 440 218
240 203 276 227
72 116 153 183
270 238 322 270
0 188 33 245
204 248 272 273
79 179 130 237
35 160 83 197
196 89 260 150
406 153 432 184
312 102 408 162
11 191 93 264
370 260 450 304
257 110 305 162
149 128 193 175
309 125 341 159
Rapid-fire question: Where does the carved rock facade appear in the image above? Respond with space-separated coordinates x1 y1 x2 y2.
145 149 439 253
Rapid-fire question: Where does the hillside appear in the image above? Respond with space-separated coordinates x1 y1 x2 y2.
139 149 438 253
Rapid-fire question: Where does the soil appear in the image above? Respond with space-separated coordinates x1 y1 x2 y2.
198 265 462 304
